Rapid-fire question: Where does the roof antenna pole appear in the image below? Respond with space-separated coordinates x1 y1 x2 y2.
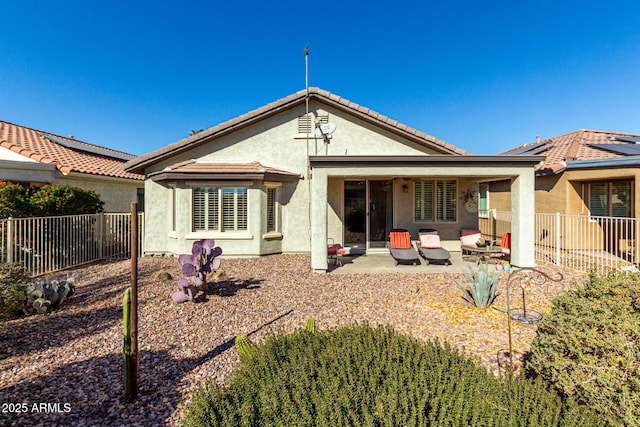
304 43 309 112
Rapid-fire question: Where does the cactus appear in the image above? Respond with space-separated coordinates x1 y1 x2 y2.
123 288 131 355
303 317 317 333
24 273 77 315
235 334 257 360
173 239 222 303
123 287 135 400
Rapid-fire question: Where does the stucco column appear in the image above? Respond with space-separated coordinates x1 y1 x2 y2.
510 170 536 267
311 169 329 272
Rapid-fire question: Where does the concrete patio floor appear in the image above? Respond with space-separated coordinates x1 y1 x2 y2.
328 250 494 274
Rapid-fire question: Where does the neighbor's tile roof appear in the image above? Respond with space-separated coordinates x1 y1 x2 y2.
0 120 143 180
124 87 470 174
500 129 640 174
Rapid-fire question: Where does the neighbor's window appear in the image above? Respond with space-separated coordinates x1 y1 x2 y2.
193 187 247 232
478 183 489 217
266 187 278 232
588 181 632 218
415 180 457 222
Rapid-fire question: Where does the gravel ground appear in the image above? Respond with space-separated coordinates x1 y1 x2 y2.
0 254 584 426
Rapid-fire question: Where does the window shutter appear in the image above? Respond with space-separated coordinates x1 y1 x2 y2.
207 188 219 230
222 188 235 230
589 183 608 216
611 181 632 217
236 188 247 231
437 180 456 222
414 182 434 221
193 188 206 231
267 188 276 232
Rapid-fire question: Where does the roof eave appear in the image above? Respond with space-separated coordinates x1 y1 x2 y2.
564 155 640 170
309 155 544 167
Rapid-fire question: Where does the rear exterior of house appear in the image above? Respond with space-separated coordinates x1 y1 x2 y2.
0 120 144 212
124 88 542 272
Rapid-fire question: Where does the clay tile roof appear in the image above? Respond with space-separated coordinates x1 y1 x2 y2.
148 161 301 182
0 120 143 180
124 87 470 174
499 129 640 174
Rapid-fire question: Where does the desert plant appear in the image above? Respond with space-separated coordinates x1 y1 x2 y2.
303 316 316 333
455 262 501 308
172 239 222 303
122 287 136 399
234 334 257 361
182 323 600 426
528 271 640 425
24 274 77 314
0 263 31 321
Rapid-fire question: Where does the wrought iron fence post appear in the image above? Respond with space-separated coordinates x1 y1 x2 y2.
7 217 14 264
555 212 561 266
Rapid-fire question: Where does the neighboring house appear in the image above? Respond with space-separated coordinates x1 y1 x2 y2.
486 129 640 259
0 120 144 212
124 88 542 272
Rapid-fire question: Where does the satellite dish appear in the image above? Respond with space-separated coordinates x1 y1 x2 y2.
314 122 337 138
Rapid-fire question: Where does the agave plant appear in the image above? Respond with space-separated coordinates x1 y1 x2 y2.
455 262 501 308
172 239 222 303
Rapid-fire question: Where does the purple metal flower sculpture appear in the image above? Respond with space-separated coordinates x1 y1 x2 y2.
172 239 222 303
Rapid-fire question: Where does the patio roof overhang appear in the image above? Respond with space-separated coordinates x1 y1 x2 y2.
309 155 542 273
309 155 545 169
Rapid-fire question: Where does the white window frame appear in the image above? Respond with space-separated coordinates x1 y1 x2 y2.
192 186 248 232
478 183 489 218
265 185 280 233
414 179 457 223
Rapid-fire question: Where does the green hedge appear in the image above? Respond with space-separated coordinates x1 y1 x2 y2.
528 271 640 426
183 323 600 426
0 181 104 218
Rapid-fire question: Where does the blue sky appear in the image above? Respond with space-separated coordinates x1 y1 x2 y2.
1 1 639 155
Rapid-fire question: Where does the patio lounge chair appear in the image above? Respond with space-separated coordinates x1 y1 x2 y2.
389 229 420 266
415 228 451 265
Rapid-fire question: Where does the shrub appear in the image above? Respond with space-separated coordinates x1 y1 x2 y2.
0 181 33 218
0 181 104 218
0 263 31 321
30 184 104 216
183 323 600 426
528 271 640 426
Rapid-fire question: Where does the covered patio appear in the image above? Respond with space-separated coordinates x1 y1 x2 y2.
310 155 543 273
